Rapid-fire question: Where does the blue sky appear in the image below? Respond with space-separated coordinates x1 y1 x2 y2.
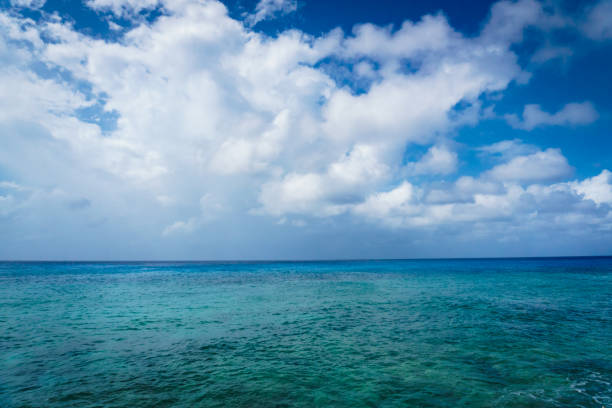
0 0 611 260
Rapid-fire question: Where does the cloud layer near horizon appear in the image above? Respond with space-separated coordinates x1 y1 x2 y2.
0 0 611 258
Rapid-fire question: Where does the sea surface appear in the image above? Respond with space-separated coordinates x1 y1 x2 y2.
0 258 611 407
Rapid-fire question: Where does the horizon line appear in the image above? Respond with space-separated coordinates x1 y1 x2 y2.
1 255 611 263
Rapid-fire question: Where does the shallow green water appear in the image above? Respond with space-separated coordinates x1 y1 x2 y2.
0 259 611 407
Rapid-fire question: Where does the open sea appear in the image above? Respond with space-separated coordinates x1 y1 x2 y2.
0 258 610 407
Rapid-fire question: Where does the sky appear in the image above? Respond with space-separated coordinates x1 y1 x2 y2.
0 0 611 260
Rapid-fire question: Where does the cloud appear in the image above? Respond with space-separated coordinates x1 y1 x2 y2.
86 0 160 17
570 170 612 205
246 0 298 27
480 0 544 44
530 46 573 64
163 193 225 235
341 14 456 60
256 144 390 217
352 170 612 231
353 182 417 227
505 102 599 130
406 145 458 176
582 0 612 40
478 139 540 160
9 0 45 9
484 148 572 183
426 176 503 204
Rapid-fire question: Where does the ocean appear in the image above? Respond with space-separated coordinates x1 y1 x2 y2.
0 258 610 407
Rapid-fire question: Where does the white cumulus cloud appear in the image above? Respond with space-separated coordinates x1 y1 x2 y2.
246 0 298 27
406 145 458 176
505 102 599 130
485 148 572 183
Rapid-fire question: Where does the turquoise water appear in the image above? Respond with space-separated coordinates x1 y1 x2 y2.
0 258 611 407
